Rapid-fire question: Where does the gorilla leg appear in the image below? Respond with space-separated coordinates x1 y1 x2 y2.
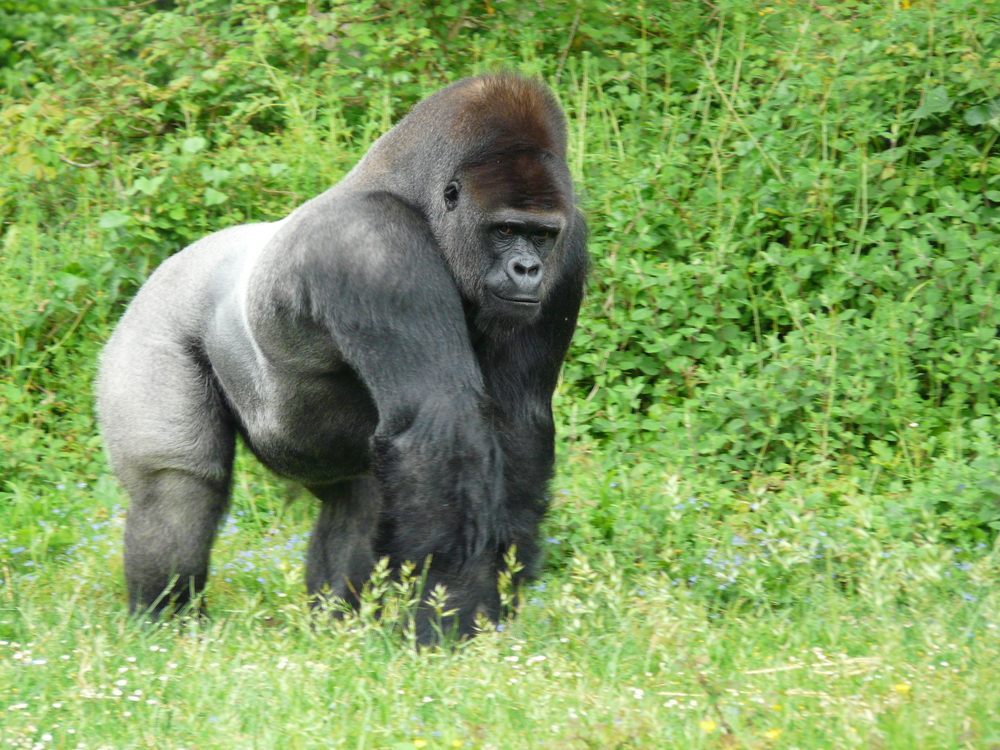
123 468 231 616
305 476 381 609
99 325 236 618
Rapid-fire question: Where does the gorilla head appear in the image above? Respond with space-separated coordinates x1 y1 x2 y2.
97 72 587 642
347 74 578 330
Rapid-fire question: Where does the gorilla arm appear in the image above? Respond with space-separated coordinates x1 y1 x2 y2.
476 210 589 579
235 190 509 630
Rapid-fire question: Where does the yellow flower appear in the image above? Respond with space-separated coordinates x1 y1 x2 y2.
413 741 427 749
452 742 464 749
771 703 783 711
700 719 718 733
894 683 912 694
764 728 783 740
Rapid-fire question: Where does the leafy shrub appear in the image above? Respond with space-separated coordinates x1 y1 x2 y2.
2 0 999 541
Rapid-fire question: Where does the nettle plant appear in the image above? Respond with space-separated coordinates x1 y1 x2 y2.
558 1 1000 515
2 0 999 547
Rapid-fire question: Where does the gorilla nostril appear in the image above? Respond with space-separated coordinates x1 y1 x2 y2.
512 258 541 278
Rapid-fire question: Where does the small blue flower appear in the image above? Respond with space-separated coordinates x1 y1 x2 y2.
732 535 746 546
56 484 66 490
960 592 977 603
545 537 560 545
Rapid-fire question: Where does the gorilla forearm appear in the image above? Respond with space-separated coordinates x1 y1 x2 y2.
371 392 505 565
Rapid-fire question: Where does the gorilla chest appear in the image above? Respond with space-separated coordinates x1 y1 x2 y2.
236 370 379 484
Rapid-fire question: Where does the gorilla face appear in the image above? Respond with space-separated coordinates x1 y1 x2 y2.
438 153 572 328
481 209 563 318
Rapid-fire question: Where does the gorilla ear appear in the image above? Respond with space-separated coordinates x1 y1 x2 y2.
444 181 460 211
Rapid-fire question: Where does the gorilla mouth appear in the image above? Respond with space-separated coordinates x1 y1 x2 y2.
491 291 541 306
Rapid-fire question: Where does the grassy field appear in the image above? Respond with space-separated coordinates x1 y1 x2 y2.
0 444 1000 749
3 0 1000 747
3 448 999 748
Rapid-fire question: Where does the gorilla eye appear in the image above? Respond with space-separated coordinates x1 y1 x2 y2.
444 182 460 211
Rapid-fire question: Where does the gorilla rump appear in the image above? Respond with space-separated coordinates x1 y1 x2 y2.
97 73 588 641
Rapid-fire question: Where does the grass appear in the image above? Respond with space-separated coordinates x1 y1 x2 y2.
2 448 999 749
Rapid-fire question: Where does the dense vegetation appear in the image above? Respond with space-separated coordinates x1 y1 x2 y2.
2 1 999 748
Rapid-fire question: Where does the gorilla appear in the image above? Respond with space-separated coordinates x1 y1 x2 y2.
97 72 587 641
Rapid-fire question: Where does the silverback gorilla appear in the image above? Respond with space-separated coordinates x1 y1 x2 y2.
96 73 588 641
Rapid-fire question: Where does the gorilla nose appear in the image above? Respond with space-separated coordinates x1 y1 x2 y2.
506 253 543 298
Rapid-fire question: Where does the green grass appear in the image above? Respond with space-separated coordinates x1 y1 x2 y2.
2 449 999 749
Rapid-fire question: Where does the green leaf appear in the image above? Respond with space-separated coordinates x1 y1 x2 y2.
909 86 952 120
203 187 229 206
182 136 208 154
963 99 1000 126
98 210 130 229
132 175 166 196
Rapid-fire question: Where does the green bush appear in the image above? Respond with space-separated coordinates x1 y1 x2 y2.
2 0 999 540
